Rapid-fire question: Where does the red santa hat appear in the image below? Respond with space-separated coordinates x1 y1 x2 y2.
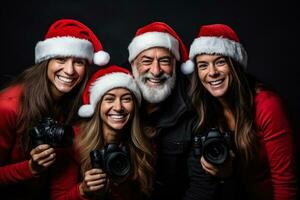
188 24 248 74
128 21 194 74
35 19 110 66
78 65 141 118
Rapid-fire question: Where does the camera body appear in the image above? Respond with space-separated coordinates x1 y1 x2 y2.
193 128 231 165
30 117 74 148
90 144 131 182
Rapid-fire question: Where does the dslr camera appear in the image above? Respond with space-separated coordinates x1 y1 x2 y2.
90 144 131 182
193 128 231 165
30 117 74 148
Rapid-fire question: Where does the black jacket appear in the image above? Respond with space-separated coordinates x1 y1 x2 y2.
141 71 220 200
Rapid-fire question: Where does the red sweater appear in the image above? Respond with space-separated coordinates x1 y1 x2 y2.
242 90 298 200
51 127 140 200
0 85 51 199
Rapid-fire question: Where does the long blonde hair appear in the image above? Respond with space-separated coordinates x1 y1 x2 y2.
76 95 154 194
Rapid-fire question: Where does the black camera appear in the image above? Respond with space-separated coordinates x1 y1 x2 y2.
30 117 74 148
90 144 131 182
193 128 231 165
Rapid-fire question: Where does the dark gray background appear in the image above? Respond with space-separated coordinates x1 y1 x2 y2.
1 0 299 182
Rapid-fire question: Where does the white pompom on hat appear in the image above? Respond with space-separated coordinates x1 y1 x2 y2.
188 23 248 74
35 19 110 66
128 21 194 74
78 65 141 118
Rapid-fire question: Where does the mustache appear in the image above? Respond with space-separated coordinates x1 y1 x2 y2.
140 72 171 82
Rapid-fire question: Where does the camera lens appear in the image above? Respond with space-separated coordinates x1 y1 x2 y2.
203 140 228 165
105 152 131 177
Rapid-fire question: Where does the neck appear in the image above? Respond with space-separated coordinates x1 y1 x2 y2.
103 129 122 144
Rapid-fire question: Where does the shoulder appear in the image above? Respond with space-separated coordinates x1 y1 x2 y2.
255 89 285 115
254 89 291 135
0 85 23 113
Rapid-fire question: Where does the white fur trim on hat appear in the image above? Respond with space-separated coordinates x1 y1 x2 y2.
78 72 141 118
181 59 195 74
189 36 248 67
35 37 94 63
128 32 180 62
78 104 95 118
93 51 110 66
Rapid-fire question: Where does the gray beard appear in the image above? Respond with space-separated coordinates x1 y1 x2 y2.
132 66 176 104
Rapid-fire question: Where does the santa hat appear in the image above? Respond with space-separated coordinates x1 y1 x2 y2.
128 21 194 74
78 65 141 118
35 19 110 66
188 24 248 74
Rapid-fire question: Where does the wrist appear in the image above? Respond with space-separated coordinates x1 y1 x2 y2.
79 183 86 197
28 159 40 177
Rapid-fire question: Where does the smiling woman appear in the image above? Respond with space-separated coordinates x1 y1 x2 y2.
188 23 298 200
0 19 109 199
51 65 154 200
47 57 87 99
195 55 231 100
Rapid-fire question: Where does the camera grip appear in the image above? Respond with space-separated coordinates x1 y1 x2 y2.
90 150 103 169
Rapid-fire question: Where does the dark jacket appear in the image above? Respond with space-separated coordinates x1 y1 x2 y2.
141 71 220 200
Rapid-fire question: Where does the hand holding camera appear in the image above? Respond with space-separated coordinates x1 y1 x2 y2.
193 128 232 165
28 117 74 175
79 168 108 197
29 144 56 175
193 128 235 178
90 144 131 184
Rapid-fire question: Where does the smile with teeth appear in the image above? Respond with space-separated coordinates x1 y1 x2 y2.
57 75 76 84
146 78 165 84
209 79 224 86
108 114 128 122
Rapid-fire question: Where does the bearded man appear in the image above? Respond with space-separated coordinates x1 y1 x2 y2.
127 22 221 200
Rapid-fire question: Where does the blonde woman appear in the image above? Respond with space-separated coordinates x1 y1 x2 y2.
51 65 154 200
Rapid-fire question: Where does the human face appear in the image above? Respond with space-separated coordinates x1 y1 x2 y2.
47 57 86 99
100 88 134 134
196 55 231 100
132 47 176 103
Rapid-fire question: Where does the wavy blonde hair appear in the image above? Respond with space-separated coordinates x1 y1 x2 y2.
76 95 154 194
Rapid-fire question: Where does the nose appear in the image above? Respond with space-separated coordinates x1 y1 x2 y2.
208 64 219 77
113 99 123 112
149 60 162 76
63 59 75 75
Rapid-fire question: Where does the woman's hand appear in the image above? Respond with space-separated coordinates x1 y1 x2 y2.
29 144 56 176
200 150 235 178
79 168 108 197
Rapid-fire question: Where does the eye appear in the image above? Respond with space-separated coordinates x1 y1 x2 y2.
74 59 86 67
159 58 171 66
122 95 133 102
103 96 115 102
215 59 227 67
55 57 66 63
197 63 207 70
141 59 153 66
